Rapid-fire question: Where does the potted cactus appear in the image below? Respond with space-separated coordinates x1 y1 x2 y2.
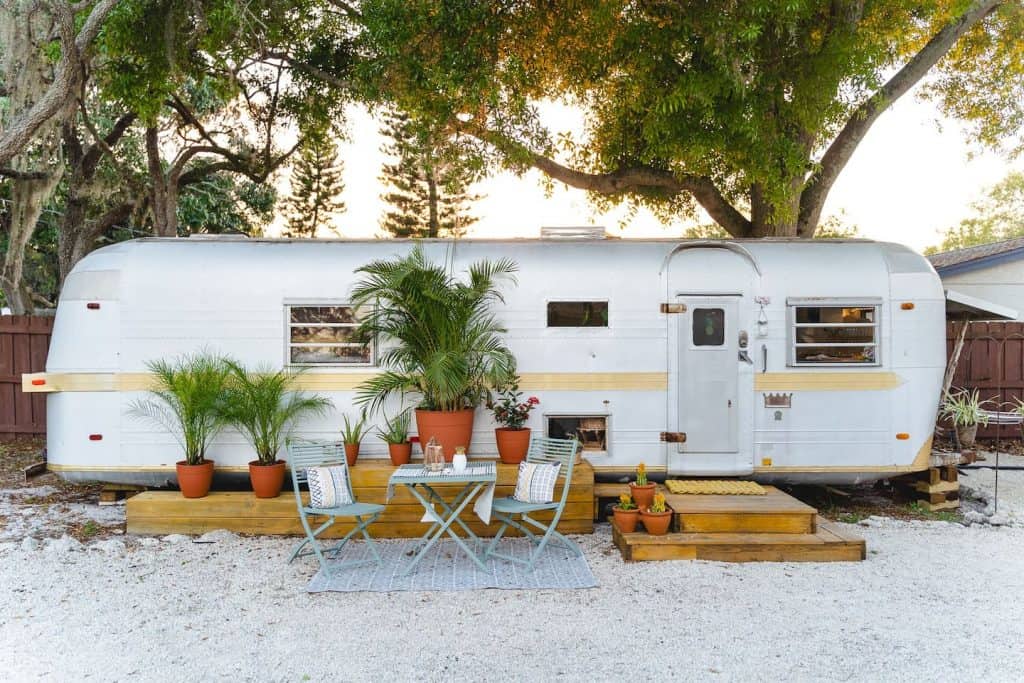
640 493 673 535
612 493 640 533
629 462 656 511
341 412 371 466
378 410 413 465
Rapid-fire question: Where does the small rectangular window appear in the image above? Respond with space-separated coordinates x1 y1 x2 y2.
547 301 608 327
790 303 879 365
287 304 373 365
547 415 607 452
692 308 725 346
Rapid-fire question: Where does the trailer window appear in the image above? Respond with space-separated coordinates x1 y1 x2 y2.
547 415 607 453
547 301 608 327
790 304 879 366
287 305 372 365
692 308 725 346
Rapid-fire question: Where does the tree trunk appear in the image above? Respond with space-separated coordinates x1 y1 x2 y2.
749 180 804 237
426 170 439 238
146 127 178 237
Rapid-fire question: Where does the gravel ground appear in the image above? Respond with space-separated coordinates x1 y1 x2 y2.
2 457 1024 681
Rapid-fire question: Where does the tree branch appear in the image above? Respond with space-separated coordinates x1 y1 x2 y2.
0 167 49 180
798 0 1004 236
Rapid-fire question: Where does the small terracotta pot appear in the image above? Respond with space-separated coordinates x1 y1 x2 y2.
612 506 640 533
388 441 412 466
415 409 475 461
495 427 531 464
176 460 215 499
640 508 673 535
957 423 978 448
249 460 286 498
630 483 657 511
343 443 360 467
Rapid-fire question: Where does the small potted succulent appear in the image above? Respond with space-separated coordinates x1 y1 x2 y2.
629 462 656 511
378 410 413 466
341 412 371 466
941 388 991 449
612 493 640 533
490 383 540 464
640 493 673 535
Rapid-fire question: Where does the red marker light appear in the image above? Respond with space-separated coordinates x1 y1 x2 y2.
89 434 103 441
86 302 100 310
31 378 46 386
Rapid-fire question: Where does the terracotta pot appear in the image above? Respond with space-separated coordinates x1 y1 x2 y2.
176 460 215 499
415 409 475 461
344 443 360 467
388 441 412 466
630 483 657 511
612 506 640 533
248 460 286 499
957 423 978 448
640 508 673 535
495 427 531 464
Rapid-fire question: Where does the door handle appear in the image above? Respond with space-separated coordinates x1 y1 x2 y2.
738 350 753 365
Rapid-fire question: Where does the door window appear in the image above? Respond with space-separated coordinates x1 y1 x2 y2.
692 308 725 346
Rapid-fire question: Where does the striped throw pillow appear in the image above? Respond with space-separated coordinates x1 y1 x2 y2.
513 462 561 504
307 465 353 508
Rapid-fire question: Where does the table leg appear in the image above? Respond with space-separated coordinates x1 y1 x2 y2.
402 482 489 575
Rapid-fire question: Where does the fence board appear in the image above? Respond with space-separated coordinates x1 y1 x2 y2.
945 321 1024 440
0 315 53 441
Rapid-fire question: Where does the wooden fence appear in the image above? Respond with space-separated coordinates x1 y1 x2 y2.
945 321 1024 440
0 315 53 441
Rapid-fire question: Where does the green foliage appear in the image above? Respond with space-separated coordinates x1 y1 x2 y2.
940 388 993 427
648 493 668 514
282 125 346 238
376 409 412 444
925 172 1024 254
350 245 518 414
683 213 859 240
219 362 333 464
127 352 232 465
379 109 483 238
634 462 648 487
177 173 277 236
340 412 371 444
615 493 636 511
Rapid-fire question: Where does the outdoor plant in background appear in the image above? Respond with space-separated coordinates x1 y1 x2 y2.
490 383 539 464
630 462 656 511
377 409 413 465
941 388 993 448
612 493 640 533
127 351 232 498
641 493 673 535
341 412 371 466
219 362 332 498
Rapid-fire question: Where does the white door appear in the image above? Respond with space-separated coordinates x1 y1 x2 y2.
678 296 739 453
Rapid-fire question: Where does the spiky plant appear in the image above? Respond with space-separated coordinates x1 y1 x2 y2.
341 412 371 444
126 352 232 466
377 409 412 444
219 362 333 465
350 245 518 414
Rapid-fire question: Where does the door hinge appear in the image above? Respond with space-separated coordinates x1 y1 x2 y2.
660 432 687 443
660 303 687 314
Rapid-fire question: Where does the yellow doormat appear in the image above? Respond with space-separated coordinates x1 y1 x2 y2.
664 480 766 496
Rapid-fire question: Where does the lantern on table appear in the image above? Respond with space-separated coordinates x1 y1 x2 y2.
424 437 445 472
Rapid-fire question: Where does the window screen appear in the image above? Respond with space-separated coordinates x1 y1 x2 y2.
791 304 878 365
692 308 725 346
287 305 372 365
547 301 608 327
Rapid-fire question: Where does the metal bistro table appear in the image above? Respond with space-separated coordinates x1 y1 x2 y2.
386 462 497 576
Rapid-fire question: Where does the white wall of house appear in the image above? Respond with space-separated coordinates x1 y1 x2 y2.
940 260 1024 321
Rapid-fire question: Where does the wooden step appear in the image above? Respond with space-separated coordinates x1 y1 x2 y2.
612 517 865 563
666 486 817 534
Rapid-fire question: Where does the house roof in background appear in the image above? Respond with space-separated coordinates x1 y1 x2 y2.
928 236 1024 275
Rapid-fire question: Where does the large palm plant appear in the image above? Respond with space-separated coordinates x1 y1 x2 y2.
351 245 518 414
127 352 232 465
219 362 334 464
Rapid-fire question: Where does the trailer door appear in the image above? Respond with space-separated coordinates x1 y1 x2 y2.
677 295 739 453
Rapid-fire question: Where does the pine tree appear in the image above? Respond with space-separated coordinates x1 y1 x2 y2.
379 111 482 238
282 127 345 238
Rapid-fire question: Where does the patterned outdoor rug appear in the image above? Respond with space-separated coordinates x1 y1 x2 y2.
306 537 597 593
664 479 767 495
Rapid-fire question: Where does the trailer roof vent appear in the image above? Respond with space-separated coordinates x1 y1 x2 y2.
540 226 608 240
186 233 250 240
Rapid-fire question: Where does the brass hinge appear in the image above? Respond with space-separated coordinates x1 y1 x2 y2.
660 303 687 314
659 432 687 443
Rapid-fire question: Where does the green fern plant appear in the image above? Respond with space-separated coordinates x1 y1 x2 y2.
126 352 232 465
349 245 518 414
219 362 333 465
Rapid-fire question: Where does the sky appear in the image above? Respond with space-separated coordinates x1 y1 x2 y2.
287 91 1023 254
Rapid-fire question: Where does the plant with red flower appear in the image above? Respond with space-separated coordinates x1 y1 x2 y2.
489 383 539 430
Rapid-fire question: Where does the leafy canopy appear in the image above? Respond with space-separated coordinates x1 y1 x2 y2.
925 171 1024 254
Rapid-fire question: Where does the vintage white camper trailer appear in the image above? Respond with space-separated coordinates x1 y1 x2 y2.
26 236 959 486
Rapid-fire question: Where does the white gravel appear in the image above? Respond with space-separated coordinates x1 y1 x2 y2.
2 468 1024 680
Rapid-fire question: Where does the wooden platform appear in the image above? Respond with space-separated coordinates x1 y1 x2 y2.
127 460 594 538
668 485 817 534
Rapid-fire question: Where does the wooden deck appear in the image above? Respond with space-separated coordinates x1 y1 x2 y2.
612 485 865 563
127 460 594 538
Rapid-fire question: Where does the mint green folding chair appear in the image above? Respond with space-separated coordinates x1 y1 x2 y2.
484 436 583 572
286 441 384 577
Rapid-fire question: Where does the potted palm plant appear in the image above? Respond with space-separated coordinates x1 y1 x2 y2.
351 245 517 461
341 412 371 466
629 462 656 511
378 409 413 465
941 388 991 448
640 493 673 535
219 362 332 498
127 352 231 498
612 493 640 533
489 383 539 464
